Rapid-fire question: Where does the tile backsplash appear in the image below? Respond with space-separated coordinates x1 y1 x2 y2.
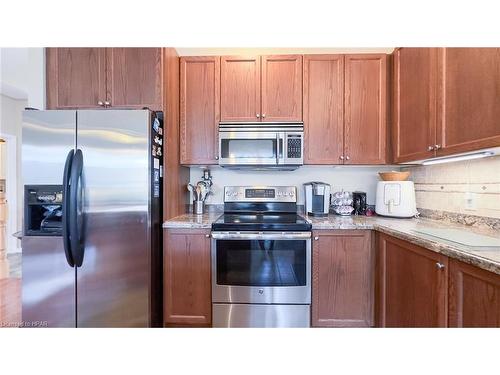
403 156 500 219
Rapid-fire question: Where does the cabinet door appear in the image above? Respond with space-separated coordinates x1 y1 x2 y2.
46 48 106 109
180 57 220 165
377 234 448 327
261 55 302 122
312 230 374 327
393 48 438 163
220 56 260 122
106 48 163 110
344 54 388 164
164 229 211 326
449 259 500 327
303 55 344 164
437 48 500 156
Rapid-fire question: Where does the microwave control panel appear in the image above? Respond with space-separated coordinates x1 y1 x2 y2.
287 135 302 159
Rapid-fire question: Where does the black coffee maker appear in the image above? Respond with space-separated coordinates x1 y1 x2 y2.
352 191 367 215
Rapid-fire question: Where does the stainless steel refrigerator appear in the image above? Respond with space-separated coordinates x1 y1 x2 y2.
21 109 163 327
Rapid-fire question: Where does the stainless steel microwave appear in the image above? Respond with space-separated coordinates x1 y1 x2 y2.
218 123 304 170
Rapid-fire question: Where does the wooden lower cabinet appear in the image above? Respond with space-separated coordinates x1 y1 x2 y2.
448 259 500 327
312 230 374 327
163 229 211 327
377 233 448 327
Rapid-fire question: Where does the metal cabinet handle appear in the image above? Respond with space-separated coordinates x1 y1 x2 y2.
104 101 111 107
215 156 219 160
339 156 344 160
345 156 350 161
97 101 104 106
205 234 210 238
427 145 435 151
436 262 445 270
314 236 319 241
262 113 266 118
434 144 442 150
256 114 260 118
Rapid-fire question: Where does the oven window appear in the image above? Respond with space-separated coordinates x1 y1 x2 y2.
220 139 277 159
216 239 307 286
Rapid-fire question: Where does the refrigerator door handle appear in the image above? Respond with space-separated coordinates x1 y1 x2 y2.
69 149 85 267
62 149 75 267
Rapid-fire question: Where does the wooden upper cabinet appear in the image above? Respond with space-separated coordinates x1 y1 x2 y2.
393 48 438 163
106 48 163 110
261 55 302 122
46 47 163 110
377 234 448 327
163 229 212 327
220 56 260 122
312 230 374 327
303 55 344 164
448 259 500 327
344 54 388 164
46 48 106 109
180 56 220 165
437 48 500 156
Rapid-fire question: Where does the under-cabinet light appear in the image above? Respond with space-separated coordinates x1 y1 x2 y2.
422 151 495 166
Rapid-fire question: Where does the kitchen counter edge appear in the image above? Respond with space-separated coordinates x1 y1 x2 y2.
163 214 500 276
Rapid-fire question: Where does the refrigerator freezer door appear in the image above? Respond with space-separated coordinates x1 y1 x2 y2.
21 237 76 327
76 110 151 327
22 110 77 327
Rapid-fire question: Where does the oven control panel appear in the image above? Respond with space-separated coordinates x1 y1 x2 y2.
224 186 296 203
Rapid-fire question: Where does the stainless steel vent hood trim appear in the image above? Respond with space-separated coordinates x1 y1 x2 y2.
220 165 301 171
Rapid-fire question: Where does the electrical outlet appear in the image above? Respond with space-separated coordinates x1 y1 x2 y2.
464 192 477 210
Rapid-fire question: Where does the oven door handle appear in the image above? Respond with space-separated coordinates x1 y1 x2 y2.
211 232 311 240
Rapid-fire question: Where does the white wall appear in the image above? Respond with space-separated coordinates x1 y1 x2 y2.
0 94 26 252
0 48 45 109
0 142 5 179
190 165 400 206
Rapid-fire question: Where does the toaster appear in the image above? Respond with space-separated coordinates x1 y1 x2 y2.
375 181 417 218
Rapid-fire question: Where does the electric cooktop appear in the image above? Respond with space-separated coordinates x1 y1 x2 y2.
211 213 311 232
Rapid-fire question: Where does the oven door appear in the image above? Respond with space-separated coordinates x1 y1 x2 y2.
218 131 281 166
211 231 311 304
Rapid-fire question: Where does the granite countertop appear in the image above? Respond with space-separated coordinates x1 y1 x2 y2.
164 213 500 276
163 211 222 229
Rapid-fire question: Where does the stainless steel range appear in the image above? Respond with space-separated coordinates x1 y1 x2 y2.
211 186 312 327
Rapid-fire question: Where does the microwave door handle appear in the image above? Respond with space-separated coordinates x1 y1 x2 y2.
276 133 280 165
276 133 284 165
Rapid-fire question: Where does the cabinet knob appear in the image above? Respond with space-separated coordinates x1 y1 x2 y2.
434 144 442 150
436 262 445 270
339 156 344 160
427 145 435 151
345 156 350 161
262 113 266 118
98 101 104 106
215 156 219 160
314 236 319 241
205 234 210 238
256 114 260 118
104 101 111 107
